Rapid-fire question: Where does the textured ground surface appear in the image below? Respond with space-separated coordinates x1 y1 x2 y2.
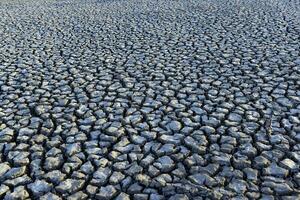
0 0 300 199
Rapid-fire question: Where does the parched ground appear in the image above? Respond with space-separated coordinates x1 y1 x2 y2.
0 0 300 199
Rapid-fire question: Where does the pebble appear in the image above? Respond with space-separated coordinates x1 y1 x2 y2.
263 163 289 178
56 179 85 194
28 180 53 196
95 185 117 199
166 121 182 131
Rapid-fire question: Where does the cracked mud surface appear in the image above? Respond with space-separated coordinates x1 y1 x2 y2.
0 0 300 199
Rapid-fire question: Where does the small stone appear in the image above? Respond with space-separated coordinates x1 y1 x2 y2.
263 162 289 178
188 173 217 187
191 107 206 115
0 128 14 136
19 127 35 136
154 156 175 172
166 120 182 131
44 157 63 170
253 156 270 169
228 179 248 193
0 185 10 196
156 144 177 156
56 179 85 194
65 143 81 156
67 191 88 200
86 185 98 196
79 116 96 125
246 192 260 199
280 158 298 171
228 113 242 122
76 105 88 117
0 163 11 177
131 135 146 145
93 167 111 185
115 192 130 200
270 134 285 144
168 194 189 200
201 126 215 134
3 166 26 179
44 170 66 184
152 173 172 187
80 161 94 174
196 163 219 176
127 182 143 194
28 180 52 196
134 194 149 200
125 163 143 176
4 175 32 187
121 176 132 190
243 168 258 182
40 192 61 200
150 194 164 200
95 185 117 199
277 97 293 108
184 136 206 154
135 174 151 186
260 194 275 200
105 126 123 137
263 181 293 195
159 134 182 145
4 186 29 200
295 58 300 64
211 153 231 165
109 171 125 184
140 155 155 167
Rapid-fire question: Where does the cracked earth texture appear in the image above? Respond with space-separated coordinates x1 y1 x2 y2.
0 0 300 199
